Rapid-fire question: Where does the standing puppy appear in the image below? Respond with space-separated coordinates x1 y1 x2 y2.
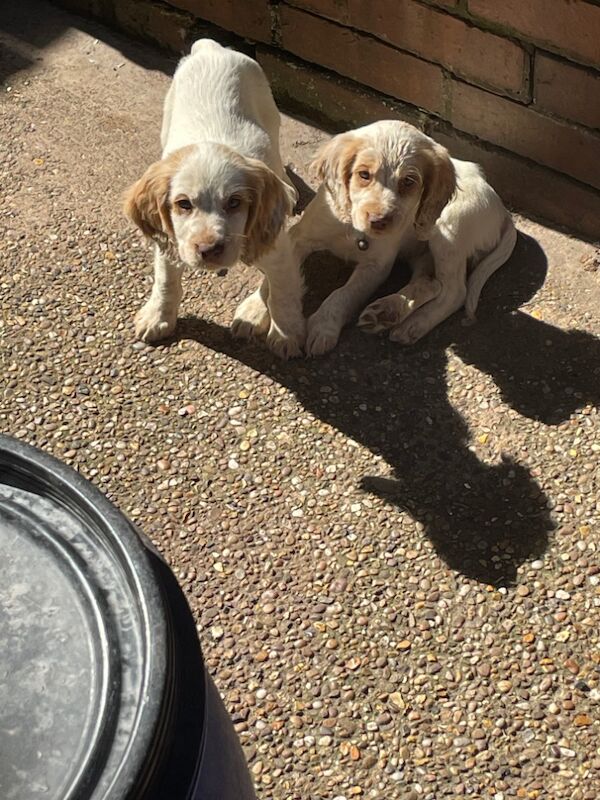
291 120 515 354
124 40 305 358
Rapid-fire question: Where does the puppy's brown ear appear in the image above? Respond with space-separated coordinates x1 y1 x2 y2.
242 160 297 264
123 146 194 243
123 160 174 242
414 143 456 240
310 133 362 222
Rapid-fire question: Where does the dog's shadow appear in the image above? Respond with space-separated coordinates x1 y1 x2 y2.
174 230 599 586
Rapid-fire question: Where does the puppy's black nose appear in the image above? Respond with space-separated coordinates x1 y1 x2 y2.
369 212 394 231
198 241 225 260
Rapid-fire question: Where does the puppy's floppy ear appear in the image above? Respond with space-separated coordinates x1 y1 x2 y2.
123 145 194 243
123 160 174 242
242 159 297 264
310 133 362 223
414 143 456 240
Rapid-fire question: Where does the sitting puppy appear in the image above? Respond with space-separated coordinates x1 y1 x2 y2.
124 40 305 358
290 120 515 354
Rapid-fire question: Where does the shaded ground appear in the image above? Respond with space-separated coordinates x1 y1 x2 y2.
1 2 600 799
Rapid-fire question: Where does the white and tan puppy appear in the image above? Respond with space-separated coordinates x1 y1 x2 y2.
124 40 305 358
290 120 515 354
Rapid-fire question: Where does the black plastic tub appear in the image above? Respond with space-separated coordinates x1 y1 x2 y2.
0 434 255 800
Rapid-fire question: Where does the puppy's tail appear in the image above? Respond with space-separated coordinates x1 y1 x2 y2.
464 215 517 320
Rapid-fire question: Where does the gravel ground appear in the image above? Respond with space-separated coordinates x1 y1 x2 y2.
2 3 600 798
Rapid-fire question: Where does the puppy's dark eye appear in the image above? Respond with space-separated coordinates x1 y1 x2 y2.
358 170 371 181
225 196 241 211
399 175 417 190
176 198 192 212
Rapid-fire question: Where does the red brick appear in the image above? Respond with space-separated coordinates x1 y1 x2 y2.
425 0 460 7
468 0 600 68
535 53 600 130
432 125 600 240
286 0 528 97
448 80 600 190
166 0 272 44
257 48 425 130
115 0 193 52
280 6 446 114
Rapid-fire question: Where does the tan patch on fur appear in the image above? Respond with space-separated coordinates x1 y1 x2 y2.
414 144 456 239
351 153 380 185
241 158 296 264
123 145 196 242
311 134 367 223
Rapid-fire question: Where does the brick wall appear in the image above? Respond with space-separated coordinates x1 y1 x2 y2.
53 0 600 238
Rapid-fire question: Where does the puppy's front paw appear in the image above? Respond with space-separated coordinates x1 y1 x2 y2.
358 295 413 334
266 320 305 360
231 294 271 339
305 314 340 357
135 302 177 342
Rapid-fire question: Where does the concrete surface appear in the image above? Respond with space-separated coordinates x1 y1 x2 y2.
1 2 600 799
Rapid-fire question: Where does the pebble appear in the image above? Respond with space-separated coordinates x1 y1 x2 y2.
389 692 405 710
564 658 580 674
254 651 268 663
575 680 591 693
560 747 576 758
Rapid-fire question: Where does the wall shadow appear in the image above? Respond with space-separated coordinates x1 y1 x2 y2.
0 0 178 84
0 0 262 85
157 231 597 586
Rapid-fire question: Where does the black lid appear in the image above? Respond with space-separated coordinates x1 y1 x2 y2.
0 434 197 799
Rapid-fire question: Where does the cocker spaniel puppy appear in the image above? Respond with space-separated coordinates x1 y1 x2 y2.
289 120 515 354
124 40 304 358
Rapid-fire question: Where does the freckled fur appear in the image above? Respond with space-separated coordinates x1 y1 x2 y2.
123 145 195 245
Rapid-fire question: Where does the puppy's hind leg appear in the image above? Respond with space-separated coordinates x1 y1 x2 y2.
389 256 467 344
359 276 442 334
359 250 440 334
135 246 185 342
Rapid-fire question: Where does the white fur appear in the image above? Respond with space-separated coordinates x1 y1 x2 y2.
289 120 515 354
377 159 517 346
126 40 305 358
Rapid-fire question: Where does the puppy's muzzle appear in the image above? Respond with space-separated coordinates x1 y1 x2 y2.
197 240 225 262
368 212 395 232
